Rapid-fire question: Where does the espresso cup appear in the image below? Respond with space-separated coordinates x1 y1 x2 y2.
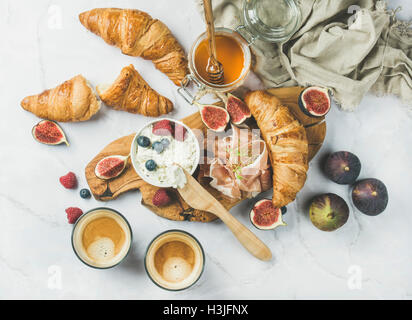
71 208 133 269
144 230 205 291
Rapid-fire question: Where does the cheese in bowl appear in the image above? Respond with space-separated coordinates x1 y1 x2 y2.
131 119 200 188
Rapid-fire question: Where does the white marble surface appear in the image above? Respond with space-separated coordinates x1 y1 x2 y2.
0 0 411 300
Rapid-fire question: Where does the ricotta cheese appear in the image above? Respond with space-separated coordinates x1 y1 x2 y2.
134 123 198 188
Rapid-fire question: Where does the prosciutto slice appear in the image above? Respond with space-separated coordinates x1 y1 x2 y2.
204 124 272 199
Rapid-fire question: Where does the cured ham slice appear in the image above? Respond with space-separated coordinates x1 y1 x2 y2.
204 125 272 199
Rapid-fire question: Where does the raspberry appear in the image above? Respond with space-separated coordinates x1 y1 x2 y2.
152 189 172 207
152 120 173 136
65 207 83 224
59 172 77 189
174 124 187 142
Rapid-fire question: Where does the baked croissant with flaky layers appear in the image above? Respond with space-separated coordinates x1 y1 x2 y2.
21 75 100 122
79 8 189 86
96 65 173 117
245 90 308 208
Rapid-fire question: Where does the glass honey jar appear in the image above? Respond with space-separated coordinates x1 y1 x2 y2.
178 0 301 104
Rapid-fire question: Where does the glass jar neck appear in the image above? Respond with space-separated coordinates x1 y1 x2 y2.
242 0 301 43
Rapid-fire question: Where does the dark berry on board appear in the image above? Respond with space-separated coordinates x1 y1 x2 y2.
80 188 91 199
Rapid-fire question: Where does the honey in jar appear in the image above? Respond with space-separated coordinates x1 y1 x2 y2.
194 34 245 85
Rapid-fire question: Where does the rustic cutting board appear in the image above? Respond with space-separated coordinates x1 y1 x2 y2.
85 87 326 222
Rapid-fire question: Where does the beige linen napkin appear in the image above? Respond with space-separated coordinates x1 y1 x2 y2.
195 0 411 110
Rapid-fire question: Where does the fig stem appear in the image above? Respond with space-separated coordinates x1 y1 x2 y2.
216 91 229 104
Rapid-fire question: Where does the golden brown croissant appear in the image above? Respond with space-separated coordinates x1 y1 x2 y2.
79 8 189 86
96 65 173 117
21 75 100 122
245 90 308 207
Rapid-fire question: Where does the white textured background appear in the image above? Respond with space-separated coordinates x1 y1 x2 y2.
0 0 411 299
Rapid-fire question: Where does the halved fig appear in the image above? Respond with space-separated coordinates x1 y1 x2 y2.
225 93 251 125
250 199 286 230
95 155 129 180
32 120 69 146
195 102 230 132
298 86 331 117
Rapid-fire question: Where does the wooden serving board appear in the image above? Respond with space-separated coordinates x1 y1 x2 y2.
85 87 326 222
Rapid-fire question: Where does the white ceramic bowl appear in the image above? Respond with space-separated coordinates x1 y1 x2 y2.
130 118 200 188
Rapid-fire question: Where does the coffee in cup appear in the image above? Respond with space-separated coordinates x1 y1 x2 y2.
71 208 132 269
145 230 205 290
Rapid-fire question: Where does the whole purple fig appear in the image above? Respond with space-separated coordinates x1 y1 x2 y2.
352 178 388 216
324 151 361 185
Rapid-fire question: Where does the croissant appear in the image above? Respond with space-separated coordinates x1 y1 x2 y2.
96 65 173 117
21 75 100 122
79 8 189 86
245 90 309 207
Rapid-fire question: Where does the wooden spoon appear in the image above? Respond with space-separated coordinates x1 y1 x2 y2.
177 169 272 261
202 0 224 85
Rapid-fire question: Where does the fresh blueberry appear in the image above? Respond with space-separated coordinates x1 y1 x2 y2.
152 141 164 153
80 188 91 199
160 138 170 148
137 136 150 148
145 160 157 171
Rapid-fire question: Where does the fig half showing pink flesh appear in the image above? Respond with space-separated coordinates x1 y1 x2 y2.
32 120 69 146
195 102 230 132
250 199 286 230
225 93 251 125
95 155 129 180
298 86 331 117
